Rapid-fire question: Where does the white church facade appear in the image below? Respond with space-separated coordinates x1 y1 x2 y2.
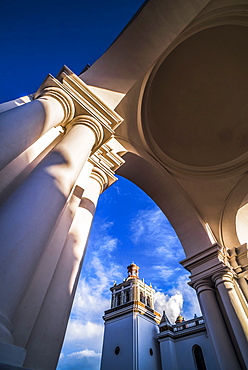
101 263 220 370
0 0 247 369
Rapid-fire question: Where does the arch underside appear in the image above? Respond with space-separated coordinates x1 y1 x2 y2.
115 5 248 253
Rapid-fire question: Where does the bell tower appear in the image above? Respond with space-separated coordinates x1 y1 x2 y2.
100 263 161 370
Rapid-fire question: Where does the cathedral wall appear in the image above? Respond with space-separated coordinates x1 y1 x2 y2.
160 332 220 370
137 314 161 370
100 314 134 370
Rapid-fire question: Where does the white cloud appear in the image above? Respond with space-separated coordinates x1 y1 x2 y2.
58 349 101 370
169 274 201 319
65 320 104 344
154 291 183 323
68 349 101 359
130 208 185 261
152 265 181 281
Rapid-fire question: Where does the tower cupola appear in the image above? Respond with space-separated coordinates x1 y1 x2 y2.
127 262 139 279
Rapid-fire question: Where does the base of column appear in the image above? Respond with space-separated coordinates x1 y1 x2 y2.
0 342 26 368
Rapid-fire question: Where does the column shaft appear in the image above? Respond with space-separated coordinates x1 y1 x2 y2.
23 168 108 370
11 162 93 348
0 120 98 347
195 281 241 370
0 88 74 170
238 276 248 302
213 272 248 368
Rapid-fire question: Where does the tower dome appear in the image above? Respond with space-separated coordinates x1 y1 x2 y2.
127 262 139 279
175 314 184 324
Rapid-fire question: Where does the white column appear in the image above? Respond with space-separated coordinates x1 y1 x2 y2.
0 115 103 362
194 280 241 370
11 162 93 348
0 95 33 113
213 271 248 368
238 276 248 302
0 87 74 170
23 167 108 370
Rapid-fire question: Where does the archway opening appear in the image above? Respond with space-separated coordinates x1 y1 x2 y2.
236 201 248 245
57 175 201 369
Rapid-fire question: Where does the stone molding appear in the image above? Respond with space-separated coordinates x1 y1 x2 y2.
36 86 75 125
180 243 231 283
34 66 123 135
90 167 109 193
228 243 248 276
70 115 104 150
89 139 126 187
103 300 161 324
191 279 215 295
212 270 235 289
158 316 206 341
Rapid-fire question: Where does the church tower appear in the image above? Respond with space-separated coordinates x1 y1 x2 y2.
100 263 162 370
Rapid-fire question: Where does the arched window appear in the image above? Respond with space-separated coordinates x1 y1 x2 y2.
147 296 150 307
193 345 206 370
140 292 145 303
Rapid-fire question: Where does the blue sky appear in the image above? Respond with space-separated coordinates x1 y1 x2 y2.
1 1 201 369
57 177 201 370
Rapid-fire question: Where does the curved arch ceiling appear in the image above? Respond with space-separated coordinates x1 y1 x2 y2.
145 25 248 167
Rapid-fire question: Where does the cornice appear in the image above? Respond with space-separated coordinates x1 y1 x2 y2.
180 243 234 283
57 66 123 130
158 321 206 341
103 300 161 324
89 140 125 187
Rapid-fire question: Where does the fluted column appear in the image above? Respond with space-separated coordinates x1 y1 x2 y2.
212 271 248 368
194 280 241 370
0 115 104 362
23 167 109 370
0 87 75 170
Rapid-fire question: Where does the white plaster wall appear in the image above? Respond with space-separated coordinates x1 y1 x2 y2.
101 314 134 370
137 314 161 370
159 338 178 370
174 332 220 370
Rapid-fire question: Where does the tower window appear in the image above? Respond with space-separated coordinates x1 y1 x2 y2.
115 346 120 355
125 290 130 302
140 292 145 303
117 293 121 306
149 348 153 356
147 296 150 307
193 345 206 370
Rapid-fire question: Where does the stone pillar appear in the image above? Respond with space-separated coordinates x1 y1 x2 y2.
0 95 33 114
0 115 104 366
238 276 248 302
23 167 109 370
194 280 241 370
11 164 93 349
213 271 248 368
0 87 74 170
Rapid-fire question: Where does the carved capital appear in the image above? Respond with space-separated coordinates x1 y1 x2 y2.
36 87 75 125
70 115 104 150
212 270 234 288
90 167 109 193
191 279 214 295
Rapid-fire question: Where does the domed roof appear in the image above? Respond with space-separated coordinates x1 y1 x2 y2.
175 314 184 324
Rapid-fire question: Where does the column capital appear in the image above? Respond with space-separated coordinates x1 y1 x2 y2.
90 167 109 193
191 279 215 295
212 269 235 288
36 87 75 125
70 115 104 150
